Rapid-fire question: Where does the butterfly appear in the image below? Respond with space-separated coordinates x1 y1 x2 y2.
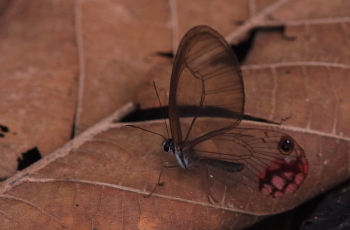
160 25 309 198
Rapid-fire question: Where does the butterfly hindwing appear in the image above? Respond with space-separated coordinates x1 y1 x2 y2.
190 128 308 198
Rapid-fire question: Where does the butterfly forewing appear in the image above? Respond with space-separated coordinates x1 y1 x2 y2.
169 26 244 147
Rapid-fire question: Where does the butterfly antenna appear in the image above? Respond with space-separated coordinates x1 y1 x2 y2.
153 81 170 139
125 125 166 141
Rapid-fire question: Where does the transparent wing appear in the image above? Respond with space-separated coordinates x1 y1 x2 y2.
168 26 244 147
188 128 309 198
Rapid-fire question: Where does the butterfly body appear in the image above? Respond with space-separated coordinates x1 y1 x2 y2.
162 138 189 169
163 138 245 172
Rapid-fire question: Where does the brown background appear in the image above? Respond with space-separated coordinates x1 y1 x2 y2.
0 0 350 229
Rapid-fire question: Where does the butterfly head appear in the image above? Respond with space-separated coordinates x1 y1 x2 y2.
162 139 174 153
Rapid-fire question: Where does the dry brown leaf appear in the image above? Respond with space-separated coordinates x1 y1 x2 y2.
0 103 303 229
0 0 78 178
1 0 350 229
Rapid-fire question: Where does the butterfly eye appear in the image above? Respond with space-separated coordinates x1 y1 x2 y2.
162 139 173 152
278 136 294 154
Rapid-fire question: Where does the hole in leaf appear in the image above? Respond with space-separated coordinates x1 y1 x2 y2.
232 26 287 63
17 147 42 170
0 124 9 138
156 51 174 58
121 106 278 124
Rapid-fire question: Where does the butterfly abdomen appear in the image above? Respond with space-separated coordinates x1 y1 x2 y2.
198 159 244 173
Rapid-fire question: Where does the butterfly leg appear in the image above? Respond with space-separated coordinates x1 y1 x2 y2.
144 164 180 197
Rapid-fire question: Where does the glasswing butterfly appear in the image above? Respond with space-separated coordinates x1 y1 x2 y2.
161 25 309 198
131 25 309 198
